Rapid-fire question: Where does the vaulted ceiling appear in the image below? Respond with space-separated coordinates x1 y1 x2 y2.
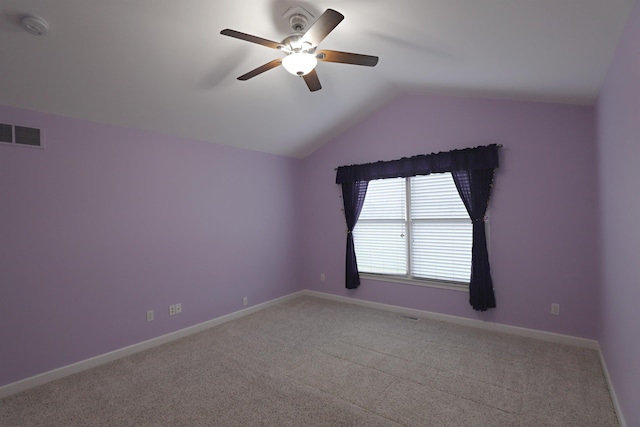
0 1 636 157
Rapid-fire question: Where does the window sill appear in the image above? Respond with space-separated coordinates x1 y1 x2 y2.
359 273 469 293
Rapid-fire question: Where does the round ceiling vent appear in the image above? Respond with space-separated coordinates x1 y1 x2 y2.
20 16 49 36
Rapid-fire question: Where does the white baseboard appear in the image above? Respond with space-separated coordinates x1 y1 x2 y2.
302 290 628 425
1 288 623 426
0 291 305 399
301 290 599 349
597 343 627 427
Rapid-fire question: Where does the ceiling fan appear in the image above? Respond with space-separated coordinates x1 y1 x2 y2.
220 8 378 92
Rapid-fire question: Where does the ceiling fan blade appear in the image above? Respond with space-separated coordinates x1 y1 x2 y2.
220 29 283 50
302 69 322 92
237 58 283 81
300 9 344 47
316 50 379 67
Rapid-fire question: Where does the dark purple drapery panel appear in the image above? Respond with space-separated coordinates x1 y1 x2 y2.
335 144 499 310
341 181 369 289
452 169 496 311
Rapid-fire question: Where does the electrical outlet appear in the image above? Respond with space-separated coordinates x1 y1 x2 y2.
320 273 326 282
146 310 154 322
169 304 176 316
175 303 182 314
551 303 560 315
243 297 248 306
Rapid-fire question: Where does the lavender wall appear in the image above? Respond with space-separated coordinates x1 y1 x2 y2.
300 93 599 339
596 1 640 425
0 106 301 386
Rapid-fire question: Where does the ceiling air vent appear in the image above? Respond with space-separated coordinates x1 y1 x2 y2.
0 123 43 148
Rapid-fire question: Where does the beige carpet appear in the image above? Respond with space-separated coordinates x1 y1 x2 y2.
0 296 618 426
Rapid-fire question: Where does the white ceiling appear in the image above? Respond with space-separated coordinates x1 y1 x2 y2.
0 1 636 158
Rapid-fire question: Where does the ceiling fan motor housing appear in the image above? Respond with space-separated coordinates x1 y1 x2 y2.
282 34 314 54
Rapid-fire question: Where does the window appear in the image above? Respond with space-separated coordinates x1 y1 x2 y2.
353 173 472 285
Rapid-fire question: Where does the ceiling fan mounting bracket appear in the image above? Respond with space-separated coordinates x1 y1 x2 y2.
281 6 315 32
289 14 308 32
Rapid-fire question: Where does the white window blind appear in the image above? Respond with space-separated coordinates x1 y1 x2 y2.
353 177 406 275
353 173 472 284
410 174 472 283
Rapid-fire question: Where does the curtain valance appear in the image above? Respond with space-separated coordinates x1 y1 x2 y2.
336 144 499 184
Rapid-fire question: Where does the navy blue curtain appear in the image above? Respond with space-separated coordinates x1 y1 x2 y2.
451 169 496 311
341 181 369 289
336 144 499 311
336 145 499 183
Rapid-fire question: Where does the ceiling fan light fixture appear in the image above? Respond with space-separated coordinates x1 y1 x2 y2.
281 52 317 76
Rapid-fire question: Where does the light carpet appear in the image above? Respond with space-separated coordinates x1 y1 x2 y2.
0 296 619 426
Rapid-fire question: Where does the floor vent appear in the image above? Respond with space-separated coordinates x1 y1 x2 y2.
0 123 43 147
399 315 420 321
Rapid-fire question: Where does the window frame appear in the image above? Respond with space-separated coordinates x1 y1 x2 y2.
354 174 489 292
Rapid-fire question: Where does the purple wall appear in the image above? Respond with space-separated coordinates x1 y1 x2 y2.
300 93 599 339
0 106 302 386
3 21 636 421
597 1 640 425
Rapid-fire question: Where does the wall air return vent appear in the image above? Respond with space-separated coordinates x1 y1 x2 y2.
0 123 12 143
15 126 41 146
0 123 43 148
